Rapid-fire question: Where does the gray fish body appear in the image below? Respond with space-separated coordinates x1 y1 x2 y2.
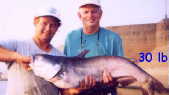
30 54 167 95
31 55 150 88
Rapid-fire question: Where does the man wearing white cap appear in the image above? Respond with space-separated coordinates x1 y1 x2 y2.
64 0 124 95
0 7 62 95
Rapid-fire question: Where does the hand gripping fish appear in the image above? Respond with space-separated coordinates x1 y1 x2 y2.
29 54 168 95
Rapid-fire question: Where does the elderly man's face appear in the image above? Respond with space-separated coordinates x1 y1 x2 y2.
78 4 102 27
34 16 60 43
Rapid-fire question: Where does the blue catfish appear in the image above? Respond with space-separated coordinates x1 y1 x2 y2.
29 54 168 95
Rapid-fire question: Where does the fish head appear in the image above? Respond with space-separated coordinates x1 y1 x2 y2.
31 54 59 64
30 54 62 80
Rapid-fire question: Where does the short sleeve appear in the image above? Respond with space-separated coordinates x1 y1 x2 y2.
0 39 18 51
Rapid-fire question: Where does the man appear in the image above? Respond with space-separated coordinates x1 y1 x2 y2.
0 7 62 95
64 0 124 95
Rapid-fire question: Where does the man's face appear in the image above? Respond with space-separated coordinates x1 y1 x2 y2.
78 4 102 27
34 16 60 43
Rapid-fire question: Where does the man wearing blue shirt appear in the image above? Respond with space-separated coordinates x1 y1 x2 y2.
64 0 124 95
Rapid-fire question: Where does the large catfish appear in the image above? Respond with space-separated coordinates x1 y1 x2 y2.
30 54 168 95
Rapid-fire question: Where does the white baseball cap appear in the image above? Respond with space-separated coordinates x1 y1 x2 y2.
78 0 101 8
34 6 61 21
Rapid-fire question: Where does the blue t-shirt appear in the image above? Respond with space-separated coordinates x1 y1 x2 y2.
64 27 124 57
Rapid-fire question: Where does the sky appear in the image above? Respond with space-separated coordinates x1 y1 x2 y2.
0 0 168 48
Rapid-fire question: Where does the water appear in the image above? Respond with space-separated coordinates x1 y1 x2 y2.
0 81 7 95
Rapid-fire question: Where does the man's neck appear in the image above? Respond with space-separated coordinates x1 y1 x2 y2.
83 25 100 35
33 37 52 52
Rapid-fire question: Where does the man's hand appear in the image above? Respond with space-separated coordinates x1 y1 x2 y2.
14 53 32 70
100 70 118 87
79 75 96 89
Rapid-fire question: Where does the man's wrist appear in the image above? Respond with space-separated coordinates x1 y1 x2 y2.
12 52 21 63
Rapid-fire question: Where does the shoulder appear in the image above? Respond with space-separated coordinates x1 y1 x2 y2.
67 28 82 37
15 39 34 45
100 27 122 40
0 39 31 50
65 28 82 42
0 39 20 46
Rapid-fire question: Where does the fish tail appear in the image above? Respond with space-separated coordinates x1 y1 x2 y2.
151 78 168 94
140 77 167 95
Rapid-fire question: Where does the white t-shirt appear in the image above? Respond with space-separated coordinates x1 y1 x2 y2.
0 39 62 95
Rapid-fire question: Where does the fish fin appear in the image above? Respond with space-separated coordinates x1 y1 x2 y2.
49 76 62 83
77 50 89 57
115 76 137 87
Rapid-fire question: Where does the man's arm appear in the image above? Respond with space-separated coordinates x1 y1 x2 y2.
0 46 31 64
116 37 124 56
111 35 124 56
